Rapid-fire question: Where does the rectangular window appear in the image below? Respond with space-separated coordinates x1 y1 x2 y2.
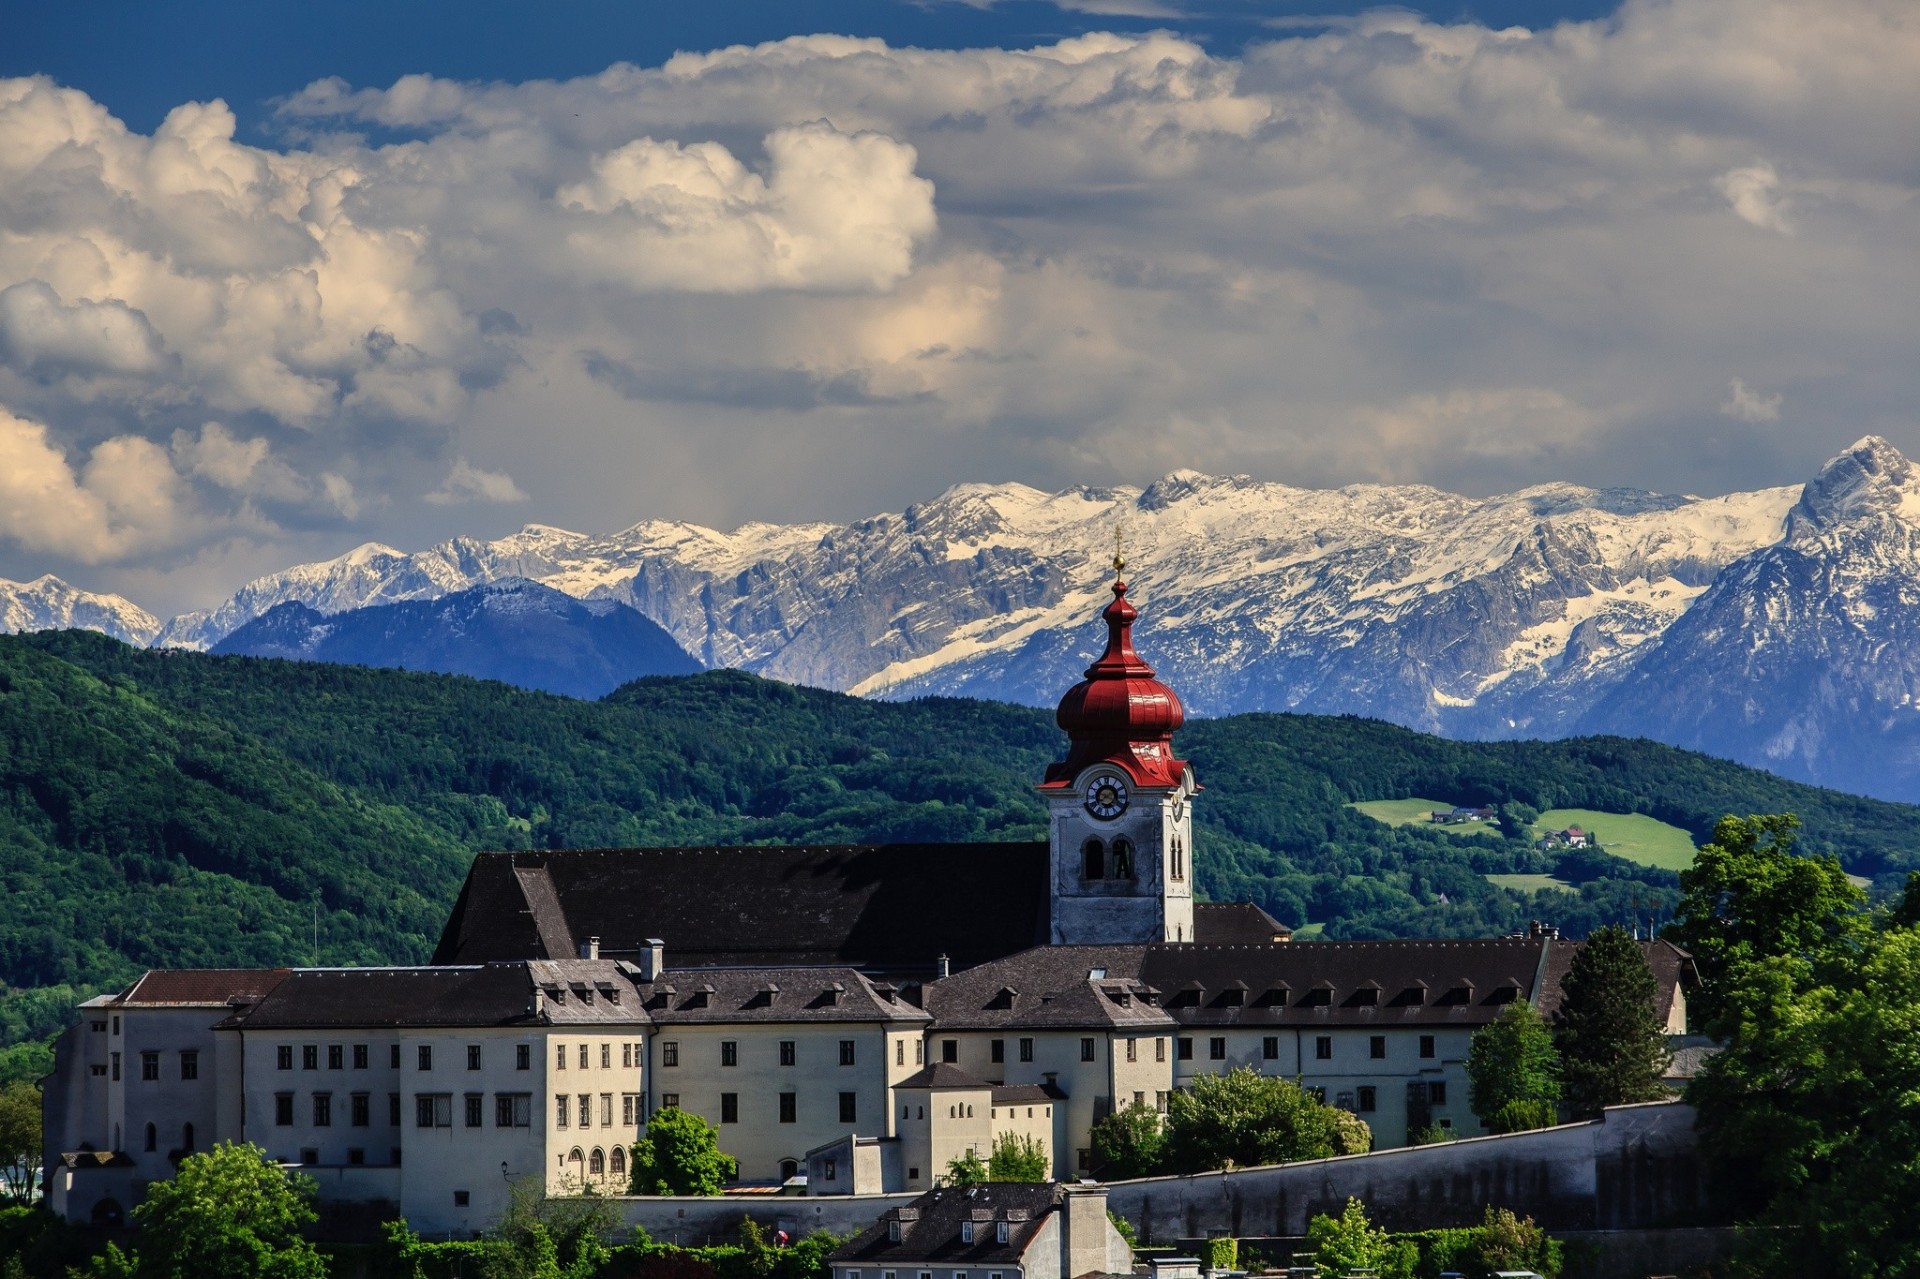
941 1040 957 1064
314 1093 332 1126
354 1043 369 1070
1357 1087 1377 1113
1370 1036 1386 1060
602 1043 611 1069
662 1042 679 1067
783 1041 798 1067
622 1094 636 1125
517 1044 531 1071
110 1052 120 1082
622 1043 632 1068
324 1044 339 1070
460 1093 480 1127
497 1094 531 1127
1419 1035 1436 1060
779 1092 797 1123
577 1094 590 1127
1157 1091 1169 1112
1429 1081 1448 1106
557 1042 567 1070
895 1040 903 1067
1156 1037 1167 1063
1019 1038 1034 1063
1315 1036 1332 1061
275 1093 294 1126
277 1045 293 1071
556 1095 569 1128
721 1093 738 1124
1209 1037 1226 1061
453 1190 470 1207
1261 1036 1279 1061
351 1093 370 1127
299 1148 318 1166
600 1093 612 1126
992 1039 1006 1064
961 1222 975 1245
391 1044 401 1069
468 1045 482 1071
1082 1037 1097 1062
578 1044 589 1070
389 1093 401 1126
840 1092 857 1124
1177 1038 1194 1061
841 1040 857 1066
141 1051 159 1081
418 1045 432 1072
1077 1148 1091 1170
180 1050 199 1080
722 1041 738 1067
916 1041 924 1065
348 1148 364 1166
417 1094 452 1128
303 1045 318 1071
661 1093 679 1109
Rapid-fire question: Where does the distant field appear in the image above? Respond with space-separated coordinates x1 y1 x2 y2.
1486 873 1578 895
1349 798 1493 835
1292 922 1327 939
1534 808 1696 871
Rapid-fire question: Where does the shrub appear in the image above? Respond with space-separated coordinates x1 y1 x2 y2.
1204 1237 1238 1271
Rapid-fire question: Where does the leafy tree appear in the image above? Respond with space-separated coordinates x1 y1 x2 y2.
1552 926 1670 1115
1467 1002 1561 1132
1669 813 1866 1026
985 1134 1049 1183
1161 1068 1335 1174
1107 1211 1137 1250
943 1150 987 1188
1470 1207 1561 1277
0 1084 39 1203
1089 1102 1165 1179
629 1108 738 1196
1304 1198 1397 1279
1496 802 1538 842
1321 1106 1372 1156
122 1141 327 1279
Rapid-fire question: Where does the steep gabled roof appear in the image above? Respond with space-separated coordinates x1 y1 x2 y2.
113 969 291 1007
433 844 1051 973
219 962 648 1030
1192 902 1292 944
635 966 929 1026
921 945 1174 1031
831 1184 1060 1267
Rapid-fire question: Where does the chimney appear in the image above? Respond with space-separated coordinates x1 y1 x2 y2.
529 987 547 1020
1061 1185 1115 1279
640 939 665 981
936 954 951 980
580 936 600 960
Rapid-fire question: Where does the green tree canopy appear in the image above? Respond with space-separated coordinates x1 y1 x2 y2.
1161 1067 1335 1174
122 1141 327 1279
629 1108 738 1196
1305 1198 1396 1279
985 1134 1049 1183
943 1150 988 1188
0 1084 39 1204
1089 1102 1165 1179
1670 813 1866 1027
1467 1002 1561 1133
1552 926 1671 1115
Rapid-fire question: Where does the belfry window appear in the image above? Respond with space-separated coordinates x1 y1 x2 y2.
1081 838 1106 881
1110 837 1135 880
1170 836 1185 882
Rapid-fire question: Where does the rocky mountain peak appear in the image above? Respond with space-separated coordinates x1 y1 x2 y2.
1788 436 1920 536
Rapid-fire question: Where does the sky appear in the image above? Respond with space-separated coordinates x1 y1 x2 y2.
2 0 1917 617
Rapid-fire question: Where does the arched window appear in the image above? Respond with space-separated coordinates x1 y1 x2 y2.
144 1124 156 1153
589 1148 605 1176
780 1159 799 1181
1111 838 1135 880
1082 838 1106 880
181 1123 194 1153
1171 836 1185 882
568 1147 584 1166
966 1105 973 1118
610 1146 626 1177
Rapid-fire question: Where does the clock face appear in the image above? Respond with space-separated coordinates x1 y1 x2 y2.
1083 775 1130 820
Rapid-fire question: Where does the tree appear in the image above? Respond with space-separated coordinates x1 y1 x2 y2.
1161 1068 1335 1174
943 1150 987 1188
1471 1207 1562 1278
0 1083 39 1204
1090 1102 1165 1179
1552 926 1671 1115
1321 1106 1371 1156
1669 813 1865 1027
985 1134 1049 1183
1467 1002 1561 1132
1304 1198 1397 1279
1496 802 1538 842
629 1108 738 1196
124 1141 328 1279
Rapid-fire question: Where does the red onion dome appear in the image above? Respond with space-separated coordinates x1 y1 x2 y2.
1042 577 1191 790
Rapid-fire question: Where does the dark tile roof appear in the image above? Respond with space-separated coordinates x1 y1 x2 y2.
922 944 1174 1032
221 963 647 1030
115 969 292 1007
634 966 929 1025
897 1063 995 1090
831 1184 1060 1267
991 1083 1058 1105
433 844 1050 973
1192 903 1293 944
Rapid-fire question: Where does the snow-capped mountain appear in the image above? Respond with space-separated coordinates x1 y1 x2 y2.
0 575 161 646
210 578 700 699
21 436 1920 797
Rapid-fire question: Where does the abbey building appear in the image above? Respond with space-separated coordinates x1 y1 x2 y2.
41 571 1693 1236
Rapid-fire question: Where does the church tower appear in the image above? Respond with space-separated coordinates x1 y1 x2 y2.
1039 563 1197 945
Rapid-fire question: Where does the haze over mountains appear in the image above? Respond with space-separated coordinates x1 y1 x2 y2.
8 438 1920 800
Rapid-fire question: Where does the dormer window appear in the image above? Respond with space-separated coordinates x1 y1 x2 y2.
889 1221 902 1243
1352 983 1380 1007
1305 984 1333 1007
961 1222 975 1244
996 1221 1009 1244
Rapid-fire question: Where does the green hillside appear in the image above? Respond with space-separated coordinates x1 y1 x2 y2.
6 629 1920 1065
1531 807 1698 871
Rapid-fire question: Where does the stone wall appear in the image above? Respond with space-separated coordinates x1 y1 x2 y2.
613 1192 917 1245
1104 1101 1705 1242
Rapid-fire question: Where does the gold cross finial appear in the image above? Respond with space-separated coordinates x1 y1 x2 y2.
1111 525 1127 575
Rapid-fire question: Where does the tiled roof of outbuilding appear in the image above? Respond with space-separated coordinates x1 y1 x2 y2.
113 969 291 1007
635 966 930 1025
433 844 1051 973
831 1183 1060 1267
896 1063 994 1090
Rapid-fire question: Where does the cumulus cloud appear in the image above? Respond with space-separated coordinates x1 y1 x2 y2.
5 0 1920 606
0 407 190 562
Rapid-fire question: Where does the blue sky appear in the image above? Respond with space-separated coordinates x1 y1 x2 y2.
3 0 1917 616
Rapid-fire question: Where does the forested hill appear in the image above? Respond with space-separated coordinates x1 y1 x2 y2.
5 628 1919 1052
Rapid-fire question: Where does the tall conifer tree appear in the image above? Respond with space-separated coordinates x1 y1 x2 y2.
1552 926 1671 1115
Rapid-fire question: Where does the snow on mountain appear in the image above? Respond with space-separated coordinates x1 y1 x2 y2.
0 575 161 646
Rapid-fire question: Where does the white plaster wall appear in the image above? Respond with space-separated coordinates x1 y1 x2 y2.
1047 776 1193 946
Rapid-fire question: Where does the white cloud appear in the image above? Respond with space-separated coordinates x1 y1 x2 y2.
424 458 529 506
1721 378 1784 423
0 407 190 562
170 422 308 500
1716 164 1793 233
0 280 170 378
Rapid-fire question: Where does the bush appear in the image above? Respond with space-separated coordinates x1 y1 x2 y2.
1204 1237 1238 1271
1090 1102 1165 1179
1323 1107 1373 1155
631 1108 738 1195
1487 1099 1560 1135
1408 1124 1456 1146
1162 1068 1336 1173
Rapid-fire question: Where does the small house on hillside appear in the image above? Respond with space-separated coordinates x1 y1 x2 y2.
1536 826 1591 850
1430 806 1495 825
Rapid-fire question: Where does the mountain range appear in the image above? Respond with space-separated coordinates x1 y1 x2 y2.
7 436 1920 800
